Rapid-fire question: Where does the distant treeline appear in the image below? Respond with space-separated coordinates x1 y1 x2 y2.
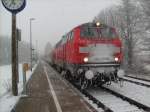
0 36 31 65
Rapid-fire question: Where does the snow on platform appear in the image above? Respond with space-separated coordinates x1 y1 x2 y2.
0 63 37 112
0 93 21 112
0 64 34 96
104 81 150 107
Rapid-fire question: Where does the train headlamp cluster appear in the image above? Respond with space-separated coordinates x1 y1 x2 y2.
96 22 100 26
115 57 119 62
84 57 88 62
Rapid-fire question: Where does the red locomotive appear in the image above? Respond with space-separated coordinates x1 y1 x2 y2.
51 22 124 89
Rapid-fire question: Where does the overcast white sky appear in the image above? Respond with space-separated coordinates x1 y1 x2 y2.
0 0 120 53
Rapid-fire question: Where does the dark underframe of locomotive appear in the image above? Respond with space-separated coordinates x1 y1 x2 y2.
54 62 121 89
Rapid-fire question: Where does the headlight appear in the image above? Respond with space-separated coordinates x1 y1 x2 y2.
96 22 100 26
84 57 88 62
115 57 119 62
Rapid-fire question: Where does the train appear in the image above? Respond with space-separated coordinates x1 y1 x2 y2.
51 22 124 89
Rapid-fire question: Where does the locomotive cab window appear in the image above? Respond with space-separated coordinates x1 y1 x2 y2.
80 25 117 39
62 35 67 45
80 26 98 38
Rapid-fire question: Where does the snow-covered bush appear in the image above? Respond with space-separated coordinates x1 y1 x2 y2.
2 79 12 93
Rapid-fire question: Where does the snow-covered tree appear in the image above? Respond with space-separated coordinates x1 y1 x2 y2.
94 0 148 72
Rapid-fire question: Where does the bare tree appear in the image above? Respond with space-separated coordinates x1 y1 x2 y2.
138 0 150 30
94 0 147 72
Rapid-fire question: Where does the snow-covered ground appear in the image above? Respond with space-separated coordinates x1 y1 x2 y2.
144 65 150 72
104 81 150 107
123 76 150 85
0 63 37 112
1 64 22 96
87 88 143 112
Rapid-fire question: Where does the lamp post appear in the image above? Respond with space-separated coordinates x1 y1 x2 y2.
30 18 35 71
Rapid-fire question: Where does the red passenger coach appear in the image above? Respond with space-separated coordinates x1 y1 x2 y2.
51 22 124 89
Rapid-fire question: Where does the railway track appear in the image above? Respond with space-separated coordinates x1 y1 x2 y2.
101 86 150 112
69 81 150 112
125 75 150 82
86 87 145 112
120 77 150 88
50 64 150 112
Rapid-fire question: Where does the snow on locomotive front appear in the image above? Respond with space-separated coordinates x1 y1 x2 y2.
75 22 124 87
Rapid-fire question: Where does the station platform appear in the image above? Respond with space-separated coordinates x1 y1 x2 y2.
12 61 97 112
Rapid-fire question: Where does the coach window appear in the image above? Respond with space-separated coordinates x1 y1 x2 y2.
68 33 70 41
62 35 67 44
62 36 65 44
69 32 72 40
70 32 72 40
66 34 69 42
71 31 74 40
71 31 74 39
64 35 67 43
71 31 74 41
69 33 71 41
69 32 72 42
67 34 69 42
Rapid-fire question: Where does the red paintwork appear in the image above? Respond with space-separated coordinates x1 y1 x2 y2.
52 23 123 67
